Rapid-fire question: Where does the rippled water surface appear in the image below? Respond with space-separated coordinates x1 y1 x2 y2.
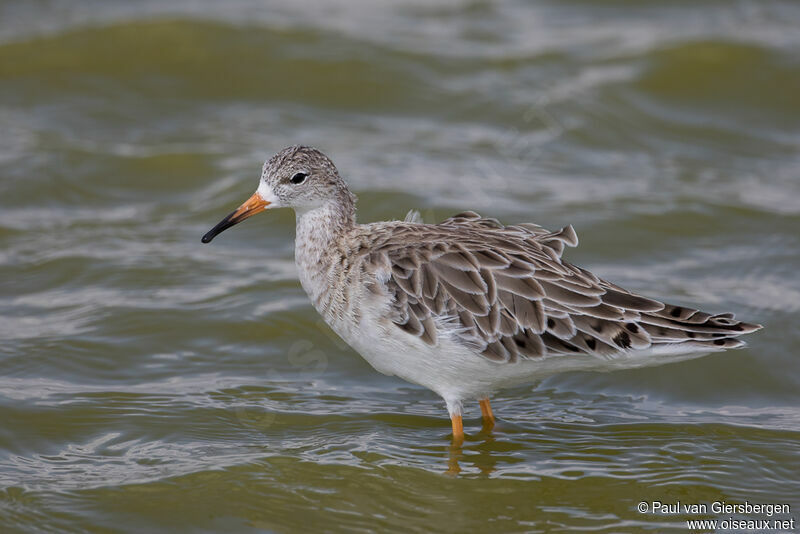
1 1 799 532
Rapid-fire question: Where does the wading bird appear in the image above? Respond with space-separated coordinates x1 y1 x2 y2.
202 146 761 444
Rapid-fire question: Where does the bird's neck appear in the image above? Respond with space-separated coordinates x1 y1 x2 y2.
294 198 356 304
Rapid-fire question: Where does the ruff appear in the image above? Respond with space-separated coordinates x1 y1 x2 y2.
202 145 762 443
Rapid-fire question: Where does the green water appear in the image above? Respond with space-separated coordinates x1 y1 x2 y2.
1 1 799 532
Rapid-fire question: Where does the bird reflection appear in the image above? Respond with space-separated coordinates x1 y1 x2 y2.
445 423 501 476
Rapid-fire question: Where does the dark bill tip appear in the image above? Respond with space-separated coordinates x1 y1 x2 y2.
201 209 241 244
201 193 269 244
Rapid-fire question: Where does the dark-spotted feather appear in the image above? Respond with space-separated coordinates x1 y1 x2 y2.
375 212 761 365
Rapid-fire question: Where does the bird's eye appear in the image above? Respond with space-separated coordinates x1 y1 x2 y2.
290 172 308 184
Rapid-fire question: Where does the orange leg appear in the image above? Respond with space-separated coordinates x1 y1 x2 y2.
445 446 462 476
479 398 495 430
450 414 464 445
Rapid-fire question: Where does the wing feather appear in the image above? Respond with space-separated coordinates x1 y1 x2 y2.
367 212 761 366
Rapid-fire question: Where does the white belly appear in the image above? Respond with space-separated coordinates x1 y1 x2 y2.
326 297 717 416
325 296 560 413
315 279 718 416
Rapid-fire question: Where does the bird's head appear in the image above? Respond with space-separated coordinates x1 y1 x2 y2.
201 145 351 243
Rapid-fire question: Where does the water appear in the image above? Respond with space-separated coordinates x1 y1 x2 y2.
1 1 799 532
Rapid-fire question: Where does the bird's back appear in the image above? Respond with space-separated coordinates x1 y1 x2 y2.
345 211 761 367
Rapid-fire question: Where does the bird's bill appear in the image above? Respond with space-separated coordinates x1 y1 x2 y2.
201 192 270 243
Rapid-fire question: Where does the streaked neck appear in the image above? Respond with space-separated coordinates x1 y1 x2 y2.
294 199 356 302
